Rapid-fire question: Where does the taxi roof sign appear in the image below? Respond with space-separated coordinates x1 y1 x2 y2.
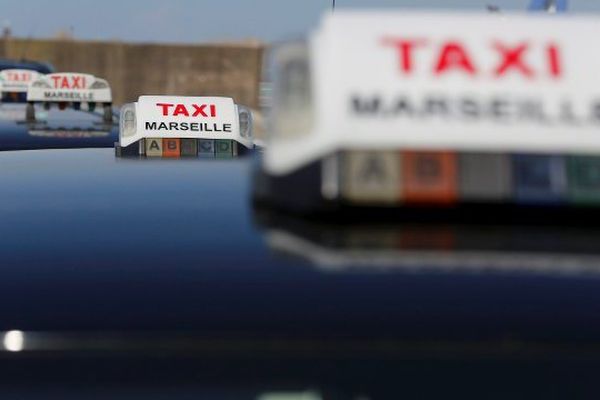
27 72 112 103
265 11 600 176
0 69 42 93
119 95 253 148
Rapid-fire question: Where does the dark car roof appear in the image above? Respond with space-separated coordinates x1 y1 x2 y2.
0 59 54 74
2 147 600 345
2 147 600 396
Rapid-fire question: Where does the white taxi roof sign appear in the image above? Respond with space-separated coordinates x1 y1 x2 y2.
119 95 252 148
27 72 112 103
0 69 42 93
265 11 600 175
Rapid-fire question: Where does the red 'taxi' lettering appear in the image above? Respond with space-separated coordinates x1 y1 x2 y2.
7 72 30 82
493 42 533 78
50 75 87 89
157 103 174 116
51 75 61 88
547 43 562 78
60 77 71 88
434 42 476 76
156 103 217 117
71 75 85 89
192 104 207 117
383 37 564 79
381 37 427 74
173 104 189 116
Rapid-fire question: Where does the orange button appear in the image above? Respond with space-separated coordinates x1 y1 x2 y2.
402 151 457 204
162 138 181 158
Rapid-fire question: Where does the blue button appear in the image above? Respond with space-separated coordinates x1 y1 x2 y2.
512 154 566 204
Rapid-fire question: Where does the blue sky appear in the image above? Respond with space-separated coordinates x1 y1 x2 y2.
2 0 600 43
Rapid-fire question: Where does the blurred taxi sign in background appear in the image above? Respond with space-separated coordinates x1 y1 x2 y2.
26 72 113 123
115 95 252 159
0 69 41 103
256 11 600 213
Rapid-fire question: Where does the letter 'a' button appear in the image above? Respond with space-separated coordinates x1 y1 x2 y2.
145 138 163 157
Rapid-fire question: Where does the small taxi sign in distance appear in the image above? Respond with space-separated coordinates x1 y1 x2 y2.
27 73 112 103
0 69 42 93
116 95 253 159
26 72 113 122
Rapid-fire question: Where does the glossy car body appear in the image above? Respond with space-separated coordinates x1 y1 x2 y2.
0 104 117 150
1 137 600 396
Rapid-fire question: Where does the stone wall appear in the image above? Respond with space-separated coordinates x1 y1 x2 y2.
0 38 264 108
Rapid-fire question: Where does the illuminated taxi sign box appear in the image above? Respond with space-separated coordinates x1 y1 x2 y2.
117 95 253 158
27 72 111 103
26 72 113 122
265 12 600 176
0 69 41 93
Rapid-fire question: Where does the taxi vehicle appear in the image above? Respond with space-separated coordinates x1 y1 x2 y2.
7 109 600 398
1 3 600 398
0 72 118 150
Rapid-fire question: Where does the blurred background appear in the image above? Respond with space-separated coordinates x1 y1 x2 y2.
2 0 600 137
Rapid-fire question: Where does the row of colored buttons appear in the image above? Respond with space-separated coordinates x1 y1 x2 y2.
329 151 600 205
115 139 238 158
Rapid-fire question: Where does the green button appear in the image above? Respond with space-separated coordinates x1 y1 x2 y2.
567 156 600 205
215 140 237 158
